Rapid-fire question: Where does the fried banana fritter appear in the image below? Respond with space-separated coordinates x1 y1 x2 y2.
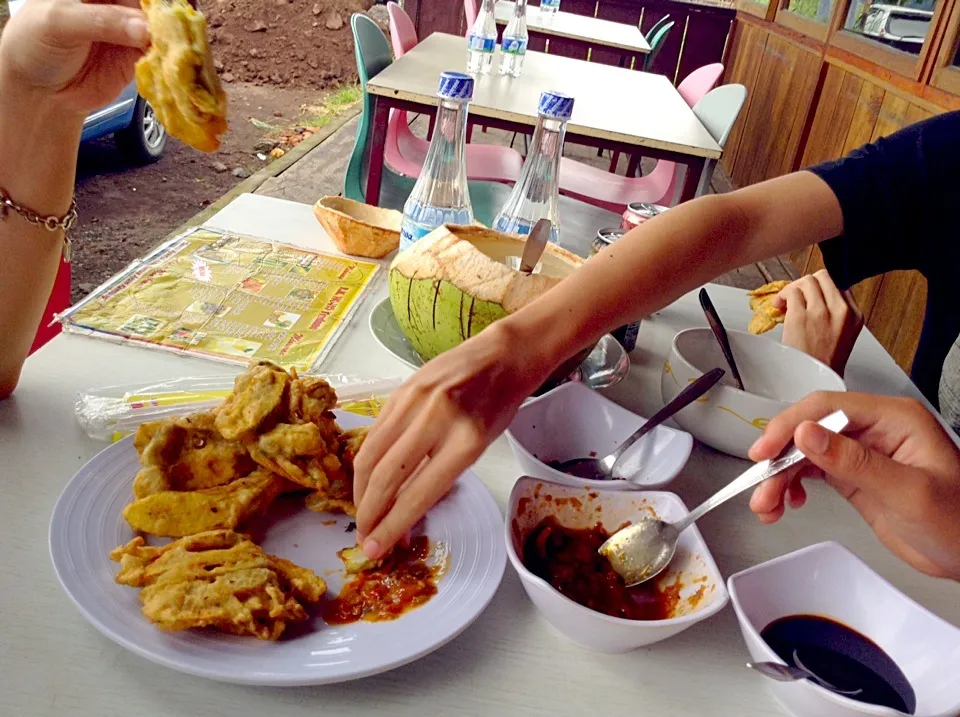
135 0 228 152
215 362 291 441
336 545 382 574
123 469 285 537
133 412 255 498
248 422 345 491
111 530 326 639
304 425 366 515
748 280 789 335
288 376 339 426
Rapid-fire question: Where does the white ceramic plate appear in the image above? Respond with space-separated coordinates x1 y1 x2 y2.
49 412 506 686
368 297 630 390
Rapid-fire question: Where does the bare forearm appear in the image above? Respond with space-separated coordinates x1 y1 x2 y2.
0 74 84 396
502 171 844 383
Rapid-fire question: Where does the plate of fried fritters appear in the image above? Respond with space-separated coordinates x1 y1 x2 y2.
50 362 505 686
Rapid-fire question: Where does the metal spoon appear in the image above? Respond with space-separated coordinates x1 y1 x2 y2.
699 287 746 391
553 367 725 481
599 410 849 587
519 218 551 274
747 658 864 697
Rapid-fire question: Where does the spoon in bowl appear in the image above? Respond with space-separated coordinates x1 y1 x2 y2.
552 367 725 481
699 288 746 392
747 658 864 697
599 410 850 586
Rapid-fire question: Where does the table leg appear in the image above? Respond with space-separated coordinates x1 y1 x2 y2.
626 153 640 178
365 95 390 206
679 157 706 204
427 112 436 141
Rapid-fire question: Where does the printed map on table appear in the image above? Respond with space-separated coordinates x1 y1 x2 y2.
60 227 380 371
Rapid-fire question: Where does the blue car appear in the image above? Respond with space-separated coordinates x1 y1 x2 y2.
10 0 167 163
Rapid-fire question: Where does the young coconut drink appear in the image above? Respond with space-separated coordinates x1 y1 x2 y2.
389 225 589 384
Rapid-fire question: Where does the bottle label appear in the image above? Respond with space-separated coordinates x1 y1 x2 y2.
400 221 436 252
501 37 528 55
541 0 560 7
468 35 496 53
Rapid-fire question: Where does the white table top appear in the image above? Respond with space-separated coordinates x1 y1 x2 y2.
3 193 957 717
367 33 722 159
494 1 650 53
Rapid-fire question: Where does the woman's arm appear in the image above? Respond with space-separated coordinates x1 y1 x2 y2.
0 0 148 397
352 170 845 559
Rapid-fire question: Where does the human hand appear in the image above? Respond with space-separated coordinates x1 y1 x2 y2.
776 269 863 375
353 321 549 560
0 0 149 116
749 391 960 580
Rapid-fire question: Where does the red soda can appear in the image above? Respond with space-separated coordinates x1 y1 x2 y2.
621 202 667 230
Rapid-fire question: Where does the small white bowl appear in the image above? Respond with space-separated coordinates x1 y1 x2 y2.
506 476 728 653
728 541 960 717
662 327 846 459
505 382 693 490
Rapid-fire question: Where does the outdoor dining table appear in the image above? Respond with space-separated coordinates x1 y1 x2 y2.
3 192 957 717
493 1 651 66
363 32 721 208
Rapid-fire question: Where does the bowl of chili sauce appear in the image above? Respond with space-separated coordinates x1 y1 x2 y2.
505 477 728 653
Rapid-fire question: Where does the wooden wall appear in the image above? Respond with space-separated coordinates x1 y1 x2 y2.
721 16 941 373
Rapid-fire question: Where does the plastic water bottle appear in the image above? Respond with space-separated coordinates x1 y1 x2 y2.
493 90 573 245
539 0 560 20
400 72 475 252
466 0 497 74
499 0 529 77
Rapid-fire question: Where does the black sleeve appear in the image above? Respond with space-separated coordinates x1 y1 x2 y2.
809 110 960 290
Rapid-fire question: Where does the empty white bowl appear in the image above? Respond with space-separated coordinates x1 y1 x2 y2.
728 541 960 717
661 327 846 459
505 382 694 490
506 476 728 653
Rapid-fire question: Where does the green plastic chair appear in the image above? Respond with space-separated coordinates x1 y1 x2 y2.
347 13 505 224
643 20 675 73
643 14 671 45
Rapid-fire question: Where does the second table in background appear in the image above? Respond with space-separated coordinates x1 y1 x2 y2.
364 33 721 207
494 1 650 66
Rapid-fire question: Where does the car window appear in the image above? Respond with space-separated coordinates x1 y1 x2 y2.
887 14 930 37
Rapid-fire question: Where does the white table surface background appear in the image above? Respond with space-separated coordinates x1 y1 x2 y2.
494 1 651 53
2 194 957 717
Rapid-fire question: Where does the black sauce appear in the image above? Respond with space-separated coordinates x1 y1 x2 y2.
760 614 916 714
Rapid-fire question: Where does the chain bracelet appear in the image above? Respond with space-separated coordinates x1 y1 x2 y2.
0 187 77 261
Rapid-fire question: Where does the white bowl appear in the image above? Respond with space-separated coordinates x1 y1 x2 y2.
505 477 728 653
661 327 846 459
728 542 960 717
505 382 693 490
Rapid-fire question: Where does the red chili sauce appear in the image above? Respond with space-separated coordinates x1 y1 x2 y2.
323 536 438 625
523 516 679 620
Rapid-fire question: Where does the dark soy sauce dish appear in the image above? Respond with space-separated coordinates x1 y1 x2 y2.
760 614 916 714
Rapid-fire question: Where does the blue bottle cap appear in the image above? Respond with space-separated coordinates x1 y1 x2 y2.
437 71 474 101
538 91 574 120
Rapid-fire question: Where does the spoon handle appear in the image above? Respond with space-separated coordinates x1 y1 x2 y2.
673 410 849 533
609 368 725 468
519 219 551 274
699 288 746 392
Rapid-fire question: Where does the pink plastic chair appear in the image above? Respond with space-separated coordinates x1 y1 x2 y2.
677 63 724 108
559 83 747 211
605 62 723 174
387 2 417 56
384 2 523 183
464 0 478 34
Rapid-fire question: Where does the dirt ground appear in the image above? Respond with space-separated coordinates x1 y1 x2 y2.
72 83 334 302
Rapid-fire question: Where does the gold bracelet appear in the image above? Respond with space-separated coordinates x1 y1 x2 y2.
0 187 76 261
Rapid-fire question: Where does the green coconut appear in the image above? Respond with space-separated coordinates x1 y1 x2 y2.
389 225 584 361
